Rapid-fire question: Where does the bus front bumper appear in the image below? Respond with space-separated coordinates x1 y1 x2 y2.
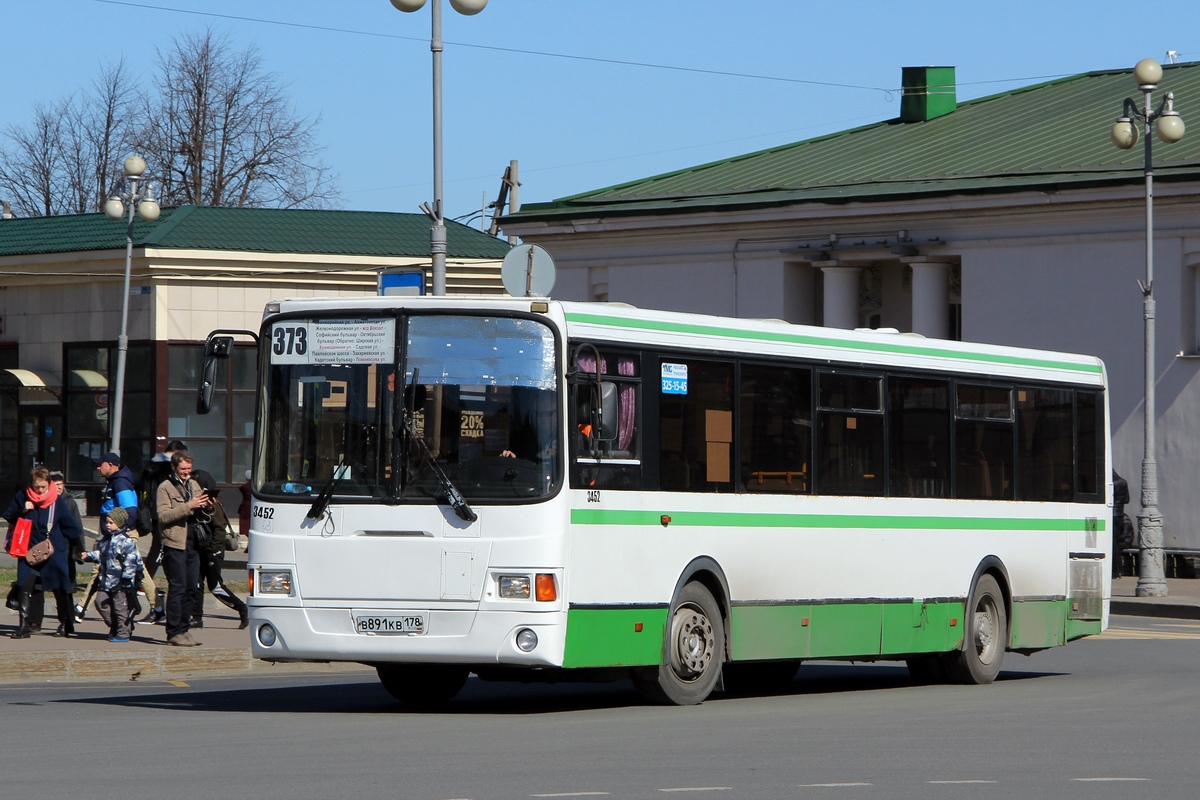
248 606 566 668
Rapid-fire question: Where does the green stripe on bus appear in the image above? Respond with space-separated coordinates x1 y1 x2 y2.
561 597 1079 668
564 311 1103 374
571 508 1103 532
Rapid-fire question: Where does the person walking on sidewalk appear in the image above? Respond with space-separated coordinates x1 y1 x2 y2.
50 470 84 594
190 468 250 629
156 451 211 647
78 507 143 642
96 452 138 534
135 439 186 624
3 465 83 639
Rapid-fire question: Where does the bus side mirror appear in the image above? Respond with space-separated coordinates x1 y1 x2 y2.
197 335 234 414
593 381 618 441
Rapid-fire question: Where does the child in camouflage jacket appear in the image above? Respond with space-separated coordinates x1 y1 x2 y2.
80 506 143 642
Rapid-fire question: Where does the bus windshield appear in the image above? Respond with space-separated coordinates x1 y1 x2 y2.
256 313 560 504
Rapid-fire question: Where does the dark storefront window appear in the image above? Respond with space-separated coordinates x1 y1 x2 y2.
62 343 153 484
0 393 17 492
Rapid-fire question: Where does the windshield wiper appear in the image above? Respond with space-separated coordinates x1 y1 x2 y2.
404 370 477 523
306 455 347 520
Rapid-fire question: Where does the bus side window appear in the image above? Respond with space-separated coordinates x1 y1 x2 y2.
815 372 884 497
1074 390 1103 501
741 363 811 494
657 359 733 493
569 348 642 490
1016 387 1073 501
954 384 1014 500
888 376 951 498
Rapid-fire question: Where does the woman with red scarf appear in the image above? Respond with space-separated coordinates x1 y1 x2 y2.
3 465 83 638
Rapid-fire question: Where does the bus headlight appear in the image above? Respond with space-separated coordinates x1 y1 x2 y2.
258 624 277 647
516 628 538 652
258 570 293 595
498 575 531 599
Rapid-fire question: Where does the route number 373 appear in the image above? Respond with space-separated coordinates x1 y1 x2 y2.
272 326 308 356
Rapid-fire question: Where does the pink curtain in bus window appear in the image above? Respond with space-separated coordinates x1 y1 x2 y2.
617 357 635 451
576 354 636 451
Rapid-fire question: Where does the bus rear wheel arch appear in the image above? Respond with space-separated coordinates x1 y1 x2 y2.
632 581 725 705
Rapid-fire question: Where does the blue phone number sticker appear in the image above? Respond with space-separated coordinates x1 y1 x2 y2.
661 363 688 395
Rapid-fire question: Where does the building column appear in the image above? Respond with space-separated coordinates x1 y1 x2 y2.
908 259 952 339
819 264 862 329
1186 241 1200 355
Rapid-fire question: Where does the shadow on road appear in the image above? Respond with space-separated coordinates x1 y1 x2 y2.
58 660 1066 716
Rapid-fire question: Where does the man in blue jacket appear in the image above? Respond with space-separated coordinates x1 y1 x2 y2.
95 452 138 537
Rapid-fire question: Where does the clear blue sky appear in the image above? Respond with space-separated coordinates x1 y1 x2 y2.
4 0 1199 227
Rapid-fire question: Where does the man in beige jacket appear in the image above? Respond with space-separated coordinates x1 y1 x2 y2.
156 451 211 647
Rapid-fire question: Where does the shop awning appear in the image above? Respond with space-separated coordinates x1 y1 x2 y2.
0 368 62 403
68 369 108 389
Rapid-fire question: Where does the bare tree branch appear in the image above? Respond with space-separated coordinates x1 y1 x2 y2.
1 31 338 217
0 102 69 216
140 29 339 209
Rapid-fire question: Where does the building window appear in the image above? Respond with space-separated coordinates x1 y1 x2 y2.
0 391 17 490
167 343 257 483
1189 259 1200 356
62 343 152 482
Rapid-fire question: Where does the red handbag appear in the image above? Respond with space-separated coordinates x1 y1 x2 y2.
6 517 31 557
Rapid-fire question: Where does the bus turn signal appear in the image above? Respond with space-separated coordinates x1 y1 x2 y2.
535 573 557 602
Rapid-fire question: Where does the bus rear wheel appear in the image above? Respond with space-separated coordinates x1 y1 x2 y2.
376 664 469 708
943 574 1007 685
632 582 724 705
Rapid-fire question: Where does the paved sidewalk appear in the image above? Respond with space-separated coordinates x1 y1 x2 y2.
1109 574 1200 620
2 575 1197 685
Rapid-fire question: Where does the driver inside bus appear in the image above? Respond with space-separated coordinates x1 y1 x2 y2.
499 404 559 462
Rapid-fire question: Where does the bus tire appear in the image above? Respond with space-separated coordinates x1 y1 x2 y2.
632 582 724 705
943 574 1007 685
376 664 469 708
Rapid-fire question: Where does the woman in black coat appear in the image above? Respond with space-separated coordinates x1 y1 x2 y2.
4 465 83 638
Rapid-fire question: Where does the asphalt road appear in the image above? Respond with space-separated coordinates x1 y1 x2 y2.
3 615 1198 800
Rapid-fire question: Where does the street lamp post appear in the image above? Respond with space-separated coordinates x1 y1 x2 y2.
103 155 161 456
389 0 488 296
1111 58 1186 597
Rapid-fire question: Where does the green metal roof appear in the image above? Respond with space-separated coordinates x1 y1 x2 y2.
0 205 511 259
507 63 1200 222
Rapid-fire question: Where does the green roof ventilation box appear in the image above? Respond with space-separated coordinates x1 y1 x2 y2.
900 66 956 122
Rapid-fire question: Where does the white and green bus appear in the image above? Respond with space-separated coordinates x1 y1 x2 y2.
202 295 1110 705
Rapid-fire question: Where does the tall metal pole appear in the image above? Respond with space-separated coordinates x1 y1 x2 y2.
104 156 159 456
393 0 486 292
1136 84 1167 596
429 0 447 295
109 183 138 454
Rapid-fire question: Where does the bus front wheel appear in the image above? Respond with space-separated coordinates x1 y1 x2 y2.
376 664 469 708
943 574 1007 685
632 582 725 705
